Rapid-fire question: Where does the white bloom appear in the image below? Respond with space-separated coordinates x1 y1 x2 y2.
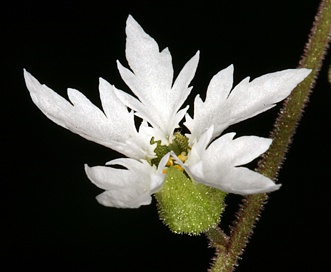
24 15 310 208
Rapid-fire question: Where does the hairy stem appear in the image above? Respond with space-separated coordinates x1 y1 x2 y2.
208 1 331 271
259 0 331 178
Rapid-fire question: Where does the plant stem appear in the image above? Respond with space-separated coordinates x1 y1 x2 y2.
208 1 331 271
259 0 331 179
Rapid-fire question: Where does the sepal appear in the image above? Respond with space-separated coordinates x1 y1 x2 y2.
155 166 226 235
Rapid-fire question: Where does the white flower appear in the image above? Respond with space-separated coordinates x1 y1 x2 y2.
24 15 310 209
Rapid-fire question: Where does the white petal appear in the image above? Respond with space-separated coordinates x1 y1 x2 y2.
184 65 234 144
183 131 279 195
124 16 173 93
95 190 152 208
116 16 199 144
185 126 214 166
24 70 154 160
84 155 169 208
98 78 155 159
201 167 281 195
185 67 311 144
206 64 234 102
228 68 311 124
206 133 272 167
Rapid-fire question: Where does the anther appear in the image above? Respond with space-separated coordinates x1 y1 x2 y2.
174 165 184 172
166 157 174 167
178 151 188 162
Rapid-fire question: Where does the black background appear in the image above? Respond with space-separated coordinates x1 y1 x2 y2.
2 0 331 271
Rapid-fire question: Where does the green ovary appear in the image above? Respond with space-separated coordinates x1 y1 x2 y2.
155 166 226 235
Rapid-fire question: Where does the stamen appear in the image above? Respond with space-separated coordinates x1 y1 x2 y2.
163 153 187 174
166 157 174 167
156 133 191 174
178 151 188 162
174 165 184 171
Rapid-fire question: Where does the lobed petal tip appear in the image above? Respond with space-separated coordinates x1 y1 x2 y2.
126 14 140 28
84 164 92 177
302 67 312 77
23 69 33 82
258 183 282 194
98 77 111 88
226 63 234 72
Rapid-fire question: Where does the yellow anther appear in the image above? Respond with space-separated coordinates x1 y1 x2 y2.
166 157 174 167
178 152 188 162
174 165 184 172
162 151 188 174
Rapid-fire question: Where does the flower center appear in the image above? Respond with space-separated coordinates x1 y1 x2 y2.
150 132 190 170
163 151 188 173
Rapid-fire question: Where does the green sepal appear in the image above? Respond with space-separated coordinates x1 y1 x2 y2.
155 166 226 235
